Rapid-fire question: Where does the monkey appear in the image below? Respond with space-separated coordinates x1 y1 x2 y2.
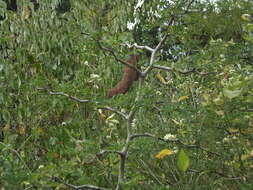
107 54 139 98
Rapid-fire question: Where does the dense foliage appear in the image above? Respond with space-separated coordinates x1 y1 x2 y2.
0 0 253 189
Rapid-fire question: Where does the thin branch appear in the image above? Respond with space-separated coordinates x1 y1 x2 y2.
97 106 128 120
116 122 133 190
152 65 216 75
0 142 31 174
129 133 221 157
186 0 195 12
97 150 122 156
152 64 195 74
129 43 154 52
139 159 163 185
143 34 169 76
81 32 142 75
241 109 253 112
176 140 221 157
23 186 34 190
53 177 111 190
188 169 245 181
130 133 156 140
37 88 90 103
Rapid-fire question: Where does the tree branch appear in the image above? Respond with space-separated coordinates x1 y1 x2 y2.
129 43 154 52
53 177 111 190
81 32 142 75
97 106 128 120
37 88 90 103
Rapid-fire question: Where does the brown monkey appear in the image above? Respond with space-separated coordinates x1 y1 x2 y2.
107 54 139 98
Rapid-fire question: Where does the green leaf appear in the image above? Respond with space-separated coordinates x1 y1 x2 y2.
177 149 190 172
223 88 242 99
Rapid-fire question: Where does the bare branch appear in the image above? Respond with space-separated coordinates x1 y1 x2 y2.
53 177 111 190
176 140 221 157
245 109 253 112
0 142 31 174
143 34 168 76
155 34 169 52
37 88 90 103
81 32 142 75
186 0 195 12
152 65 216 75
138 159 163 185
23 186 34 190
130 133 156 140
97 150 122 156
129 43 154 52
152 64 195 74
129 134 221 157
97 106 128 120
188 169 244 181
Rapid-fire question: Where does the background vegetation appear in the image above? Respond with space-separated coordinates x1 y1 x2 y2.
0 0 253 189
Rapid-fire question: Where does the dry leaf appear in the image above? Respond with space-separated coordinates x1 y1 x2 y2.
22 6 30 20
156 73 169 84
178 96 189 102
3 124 11 132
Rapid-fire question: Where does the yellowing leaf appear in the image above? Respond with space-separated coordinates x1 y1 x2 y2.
215 110 224 116
241 154 250 161
98 109 106 120
177 149 190 172
22 6 30 20
241 14 252 22
155 149 173 159
227 128 239 133
3 124 11 132
223 88 242 99
178 96 189 102
156 73 168 84
213 96 224 105
171 119 181 126
37 127 44 134
17 125 26 135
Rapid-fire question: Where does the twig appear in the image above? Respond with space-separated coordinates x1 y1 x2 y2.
81 32 142 75
143 34 169 76
53 177 111 190
129 133 221 157
176 140 221 157
97 150 122 156
23 186 34 190
98 106 127 120
129 43 154 52
188 169 244 181
37 88 90 103
139 159 163 185
130 133 156 140
152 65 195 74
38 88 129 120
241 109 253 112
152 65 216 75
0 142 31 174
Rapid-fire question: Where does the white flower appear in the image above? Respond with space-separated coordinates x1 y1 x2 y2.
222 137 230 143
83 61 89 66
135 0 144 9
131 119 137 128
105 114 119 127
90 74 100 79
164 134 177 141
172 147 178 153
